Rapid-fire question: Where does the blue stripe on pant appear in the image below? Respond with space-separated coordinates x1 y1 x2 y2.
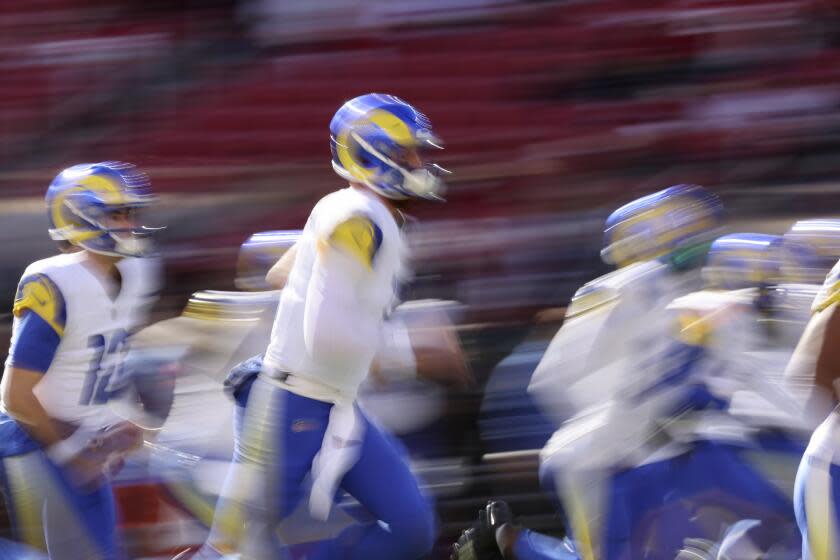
220 376 437 559
0 415 119 560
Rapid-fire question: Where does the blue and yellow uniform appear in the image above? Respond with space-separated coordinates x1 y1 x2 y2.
524 233 806 560
0 162 160 560
205 94 443 559
530 185 723 560
1 254 158 559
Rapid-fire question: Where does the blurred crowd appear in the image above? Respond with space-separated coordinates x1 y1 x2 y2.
3 0 840 305
3 0 840 559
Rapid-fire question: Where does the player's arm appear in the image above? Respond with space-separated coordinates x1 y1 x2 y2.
107 347 177 430
303 216 382 369
810 305 840 412
2 366 65 447
266 242 298 289
1 274 74 452
373 305 472 388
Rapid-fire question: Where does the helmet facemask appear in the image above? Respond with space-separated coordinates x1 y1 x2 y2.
57 194 161 257
350 131 449 201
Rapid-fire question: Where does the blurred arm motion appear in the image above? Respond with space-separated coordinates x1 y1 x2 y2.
813 315 840 405
806 266 840 417
266 241 298 289
3 285 68 450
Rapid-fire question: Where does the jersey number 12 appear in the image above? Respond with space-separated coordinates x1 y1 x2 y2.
79 329 129 406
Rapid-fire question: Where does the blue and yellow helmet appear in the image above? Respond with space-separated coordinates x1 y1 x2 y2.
704 234 784 290
329 93 447 200
46 161 157 257
703 233 816 290
235 230 302 291
601 184 724 268
782 219 840 284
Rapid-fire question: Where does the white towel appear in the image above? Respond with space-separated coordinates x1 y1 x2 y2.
308 400 365 521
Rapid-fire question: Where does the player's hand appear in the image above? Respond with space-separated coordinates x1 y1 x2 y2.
94 421 145 455
87 421 145 480
105 455 126 477
64 452 107 490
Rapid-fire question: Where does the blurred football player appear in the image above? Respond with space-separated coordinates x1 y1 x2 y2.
632 233 807 558
0 162 162 559
459 230 808 560
204 94 466 560
111 231 300 558
525 184 723 560
792 247 840 559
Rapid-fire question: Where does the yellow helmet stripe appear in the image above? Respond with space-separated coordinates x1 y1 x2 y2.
367 109 414 145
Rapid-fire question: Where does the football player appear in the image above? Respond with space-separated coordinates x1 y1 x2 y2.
205 94 466 560
457 230 809 560
0 162 162 559
529 185 723 560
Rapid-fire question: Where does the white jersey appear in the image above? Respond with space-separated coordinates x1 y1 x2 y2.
11 252 159 429
529 259 701 427
664 289 806 437
264 187 406 398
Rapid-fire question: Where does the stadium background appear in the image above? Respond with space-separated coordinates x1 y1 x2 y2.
2 0 840 556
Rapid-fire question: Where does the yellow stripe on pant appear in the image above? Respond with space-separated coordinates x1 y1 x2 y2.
805 459 839 560
3 454 47 551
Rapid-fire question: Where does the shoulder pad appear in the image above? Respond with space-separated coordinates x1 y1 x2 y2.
326 215 383 270
667 289 749 346
599 260 668 291
668 289 752 312
565 261 665 319
182 290 277 322
13 273 67 336
565 283 619 319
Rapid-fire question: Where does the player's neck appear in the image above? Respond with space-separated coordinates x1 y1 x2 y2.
82 251 123 284
349 183 400 220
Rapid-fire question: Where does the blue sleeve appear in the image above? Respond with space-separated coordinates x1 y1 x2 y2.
6 310 62 373
6 273 66 374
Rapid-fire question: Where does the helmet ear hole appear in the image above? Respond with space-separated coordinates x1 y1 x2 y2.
356 153 372 167
55 240 77 254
